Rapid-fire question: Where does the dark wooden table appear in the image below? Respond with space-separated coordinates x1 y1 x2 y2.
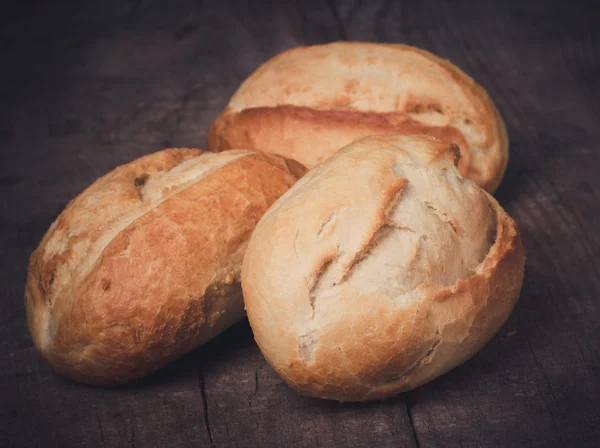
2 1 599 446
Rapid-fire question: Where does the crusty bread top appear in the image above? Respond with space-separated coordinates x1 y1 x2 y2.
25 148 306 386
219 42 508 192
242 134 523 401
247 134 495 322
30 149 253 349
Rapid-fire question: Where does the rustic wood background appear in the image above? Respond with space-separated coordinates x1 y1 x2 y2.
2 0 599 446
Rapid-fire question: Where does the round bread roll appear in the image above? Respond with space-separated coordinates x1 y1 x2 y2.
25 148 306 386
242 134 524 402
208 42 508 193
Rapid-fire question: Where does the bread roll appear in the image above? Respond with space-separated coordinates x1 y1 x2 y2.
242 135 524 402
25 148 306 386
208 42 508 193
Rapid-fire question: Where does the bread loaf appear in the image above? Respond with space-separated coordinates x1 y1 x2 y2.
242 134 524 401
209 42 508 192
25 148 306 386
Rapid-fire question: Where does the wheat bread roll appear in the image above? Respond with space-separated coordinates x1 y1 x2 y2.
242 134 524 402
25 148 306 386
209 42 508 193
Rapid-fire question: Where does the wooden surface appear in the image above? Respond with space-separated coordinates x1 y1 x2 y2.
1 0 599 446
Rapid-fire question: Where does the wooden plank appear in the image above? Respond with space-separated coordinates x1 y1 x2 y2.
200 322 418 448
0 319 211 447
1 0 600 447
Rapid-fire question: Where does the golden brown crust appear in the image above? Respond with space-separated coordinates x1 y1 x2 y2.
208 105 475 181
25 148 306 386
242 134 524 402
208 42 508 193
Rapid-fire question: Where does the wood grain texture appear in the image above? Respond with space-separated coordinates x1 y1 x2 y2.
1 0 599 446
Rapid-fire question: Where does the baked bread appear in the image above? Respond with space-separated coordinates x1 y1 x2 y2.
25 148 306 386
242 134 524 402
208 42 508 193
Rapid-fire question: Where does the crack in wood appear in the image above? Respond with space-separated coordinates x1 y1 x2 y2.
522 329 565 445
95 407 107 448
198 369 215 445
404 397 420 448
130 409 136 448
